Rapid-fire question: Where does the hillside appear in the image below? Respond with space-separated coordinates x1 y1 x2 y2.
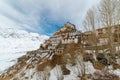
0 23 120 80
0 27 49 71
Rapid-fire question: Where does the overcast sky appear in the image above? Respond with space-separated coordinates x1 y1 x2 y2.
0 0 100 35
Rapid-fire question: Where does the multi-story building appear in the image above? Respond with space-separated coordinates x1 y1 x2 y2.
40 22 82 50
96 25 120 44
82 25 120 49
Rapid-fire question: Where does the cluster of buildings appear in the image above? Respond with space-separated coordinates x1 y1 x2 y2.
96 25 120 44
39 22 81 55
82 25 120 47
38 23 120 56
16 23 120 62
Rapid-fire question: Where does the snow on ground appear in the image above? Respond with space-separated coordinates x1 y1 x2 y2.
85 61 96 74
113 69 120 77
109 69 120 78
50 65 63 80
0 28 49 72
0 52 25 71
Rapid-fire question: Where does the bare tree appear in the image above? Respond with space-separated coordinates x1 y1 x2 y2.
83 8 98 60
83 8 96 31
115 0 120 53
98 0 117 26
98 0 119 54
83 0 120 65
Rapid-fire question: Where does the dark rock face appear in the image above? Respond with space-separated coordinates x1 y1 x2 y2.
61 65 70 75
97 53 109 66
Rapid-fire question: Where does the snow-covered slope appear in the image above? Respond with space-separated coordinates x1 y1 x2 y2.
0 27 49 71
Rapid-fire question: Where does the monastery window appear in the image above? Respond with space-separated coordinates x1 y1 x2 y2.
70 39 72 42
71 38 74 43
76 35 79 38
102 29 106 33
98 30 103 34
62 40 64 44
64 39 67 44
74 38 78 43
68 39 70 43
72 36 75 38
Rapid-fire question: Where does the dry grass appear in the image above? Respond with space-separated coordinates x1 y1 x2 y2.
113 63 120 69
93 70 119 80
36 60 48 71
82 53 94 62
80 74 92 80
36 58 57 71
0 74 13 80
93 61 105 70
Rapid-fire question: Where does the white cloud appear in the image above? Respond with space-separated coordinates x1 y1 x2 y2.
0 0 100 34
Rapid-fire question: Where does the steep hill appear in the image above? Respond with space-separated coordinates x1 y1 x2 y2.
0 23 120 80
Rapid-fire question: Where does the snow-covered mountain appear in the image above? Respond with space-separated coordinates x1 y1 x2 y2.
0 27 49 71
